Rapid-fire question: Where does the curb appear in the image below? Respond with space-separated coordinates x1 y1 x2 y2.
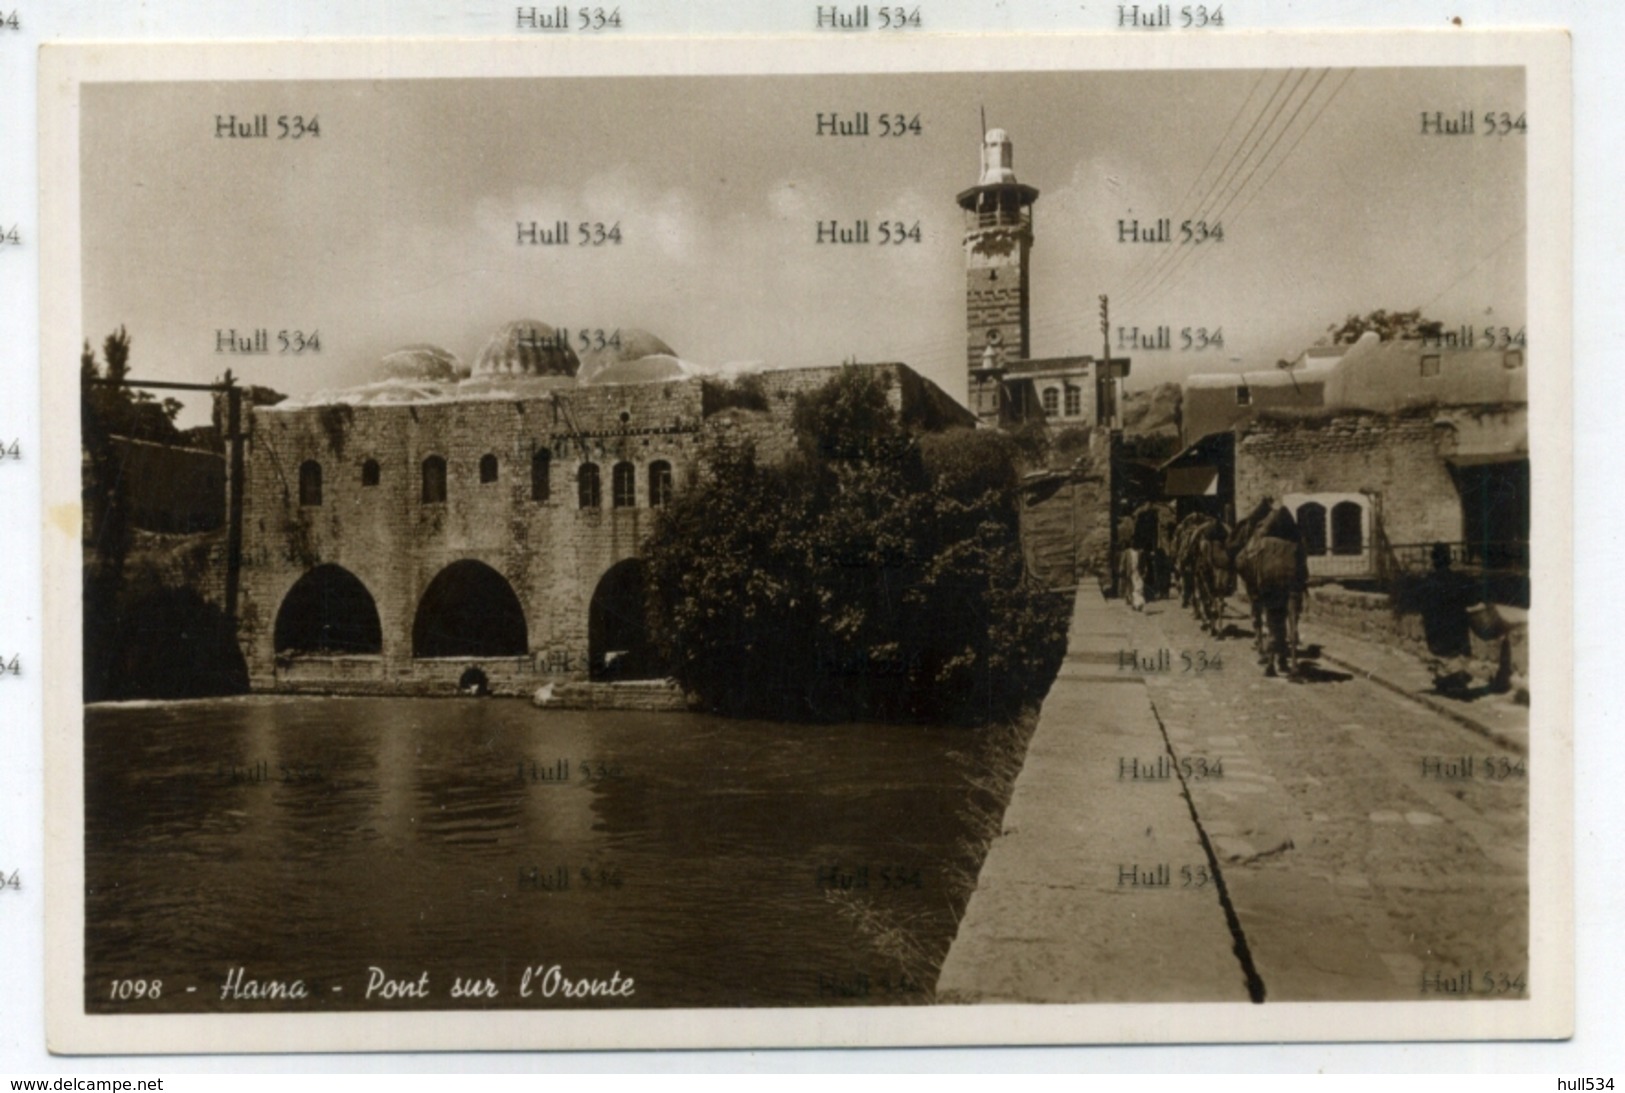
1311 647 1527 756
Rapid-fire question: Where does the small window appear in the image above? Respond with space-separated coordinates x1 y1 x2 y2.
1041 387 1060 415
612 461 636 508
1504 350 1524 369
480 454 498 484
298 460 323 507
1420 354 1441 377
1236 384 1252 407
1064 386 1082 417
1331 501 1364 556
360 459 380 487
531 448 551 503
649 460 673 508
1297 502 1328 557
578 463 601 509
422 455 447 504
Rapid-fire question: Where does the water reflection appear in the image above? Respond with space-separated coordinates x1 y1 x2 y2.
85 697 977 1011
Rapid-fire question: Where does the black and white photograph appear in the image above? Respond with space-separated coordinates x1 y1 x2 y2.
38 29 1572 1053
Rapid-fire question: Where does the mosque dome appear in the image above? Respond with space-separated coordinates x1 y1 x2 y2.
377 344 462 382
471 320 580 379
588 353 698 386
576 328 678 384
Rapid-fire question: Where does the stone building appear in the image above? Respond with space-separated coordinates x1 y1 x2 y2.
1174 332 1529 585
959 128 1105 432
234 325 972 695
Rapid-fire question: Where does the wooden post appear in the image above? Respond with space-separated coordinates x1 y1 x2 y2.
225 383 244 623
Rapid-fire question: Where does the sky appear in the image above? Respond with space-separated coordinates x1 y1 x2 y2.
79 66 1526 425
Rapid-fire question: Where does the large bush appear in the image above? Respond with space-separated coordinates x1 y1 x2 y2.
643 368 1068 725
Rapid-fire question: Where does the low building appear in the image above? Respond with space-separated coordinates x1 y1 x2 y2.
233 324 974 695
1172 333 1529 592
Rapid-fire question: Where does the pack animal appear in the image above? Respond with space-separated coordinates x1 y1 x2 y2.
1227 498 1309 678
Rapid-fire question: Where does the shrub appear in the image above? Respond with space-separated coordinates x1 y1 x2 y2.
644 369 1067 725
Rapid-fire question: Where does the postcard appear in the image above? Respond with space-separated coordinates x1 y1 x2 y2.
39 28 1572 1052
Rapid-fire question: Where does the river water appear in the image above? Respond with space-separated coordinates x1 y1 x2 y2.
84 696 992 1012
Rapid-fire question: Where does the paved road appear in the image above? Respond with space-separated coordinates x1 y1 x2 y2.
1122 593 1529 1001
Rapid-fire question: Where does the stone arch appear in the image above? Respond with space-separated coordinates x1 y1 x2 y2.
1331 501 1365 556
412 560 528 658
531 448 551 502
648 460 673 508
422 455 447 503
612 461 636 508
274 564 382 655
1296 501 1328 557
299 460 323 506
578 463 601 508
589 558 660 679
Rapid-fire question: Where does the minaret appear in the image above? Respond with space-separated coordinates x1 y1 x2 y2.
958 127 1039 424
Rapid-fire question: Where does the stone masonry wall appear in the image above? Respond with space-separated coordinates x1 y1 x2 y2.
237 362 973 695
1234 412 1462 548
239 380 706 694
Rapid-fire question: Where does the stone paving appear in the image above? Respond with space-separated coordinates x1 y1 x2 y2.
938 585 1528 1004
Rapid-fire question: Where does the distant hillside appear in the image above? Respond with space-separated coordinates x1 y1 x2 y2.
1117 383 1183 462
1121 381 1182 436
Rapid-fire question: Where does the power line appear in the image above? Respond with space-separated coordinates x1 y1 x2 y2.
1126 68 1334 310
1115 70 1269 296
1420 226 1524 311
1123 68 1318 308
1119 69 1303 301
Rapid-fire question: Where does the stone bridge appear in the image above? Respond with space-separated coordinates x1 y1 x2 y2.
231 363 974 696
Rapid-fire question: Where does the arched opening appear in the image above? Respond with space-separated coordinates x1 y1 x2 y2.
578 463 601 509
480 453 498 484
589 559 661 679
361 459 381 487
412 560 528 658
531 448 551 502
422 455 447 504
648 460 673 508
274 564 382 655
1297 501 1328 557
298 460 323 507
1331 501 1364 556
612 461 636 508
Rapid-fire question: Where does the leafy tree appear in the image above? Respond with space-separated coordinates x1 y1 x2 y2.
1327 308 1444 345
644 368 1068 725
80 328 189 699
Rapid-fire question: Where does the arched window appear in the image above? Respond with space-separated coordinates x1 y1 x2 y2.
360 459 380 487
578 463 601 509
479 453 498 484
612 461 636 508
1064 386 1082 417
1041 387 1060 415
298 460 323 507
421 455 447 504
1297 502 1328 557
1331 501 1364 556
648 460 673 508
531 448 551 503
